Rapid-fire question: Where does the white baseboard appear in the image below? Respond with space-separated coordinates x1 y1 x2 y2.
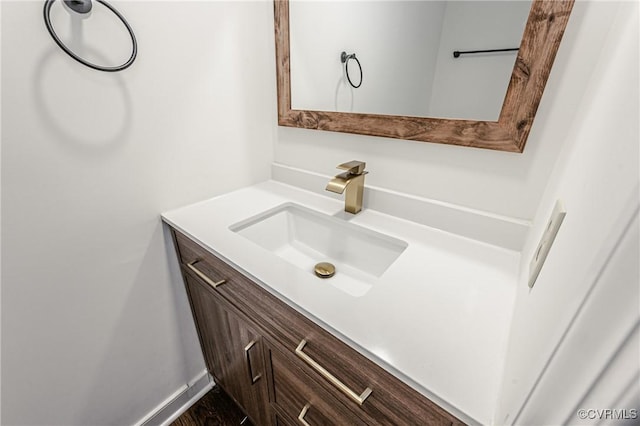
135 370 213 426
272 162 530 251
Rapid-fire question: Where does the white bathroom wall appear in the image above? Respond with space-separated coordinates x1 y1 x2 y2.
275 1 621 221
1 1 275 425
289 1 445 116
428 1 531 121
496 2 639 424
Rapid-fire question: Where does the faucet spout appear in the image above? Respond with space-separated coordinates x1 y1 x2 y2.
325 172 352 194
325 161 367 214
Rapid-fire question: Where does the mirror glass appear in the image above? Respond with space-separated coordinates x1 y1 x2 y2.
289 0 532 121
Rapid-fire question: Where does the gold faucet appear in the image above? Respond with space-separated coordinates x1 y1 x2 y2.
326 161 368 214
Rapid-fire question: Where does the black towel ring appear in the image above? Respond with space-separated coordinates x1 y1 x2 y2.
43 0 137 72
341 51 362 89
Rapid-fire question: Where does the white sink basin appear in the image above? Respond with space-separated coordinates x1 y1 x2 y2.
229 203 407 297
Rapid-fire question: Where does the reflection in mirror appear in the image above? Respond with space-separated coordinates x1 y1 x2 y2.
290 1 532 121
275 0 575 152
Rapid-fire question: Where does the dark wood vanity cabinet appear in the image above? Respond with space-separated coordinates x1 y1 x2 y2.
171 228 465 426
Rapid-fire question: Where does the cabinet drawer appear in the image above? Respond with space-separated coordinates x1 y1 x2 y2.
278 331 458 425
173 230 263 312
174 231 237 291
268 344 365 426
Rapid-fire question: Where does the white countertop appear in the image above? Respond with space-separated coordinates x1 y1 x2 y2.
162 181 519 425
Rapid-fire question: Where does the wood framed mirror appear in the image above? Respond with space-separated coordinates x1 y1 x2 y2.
274 0 574 152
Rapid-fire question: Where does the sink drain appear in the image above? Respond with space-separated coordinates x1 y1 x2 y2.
314 262 335 278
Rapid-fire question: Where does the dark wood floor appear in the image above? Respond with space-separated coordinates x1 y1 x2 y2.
171 386 253 426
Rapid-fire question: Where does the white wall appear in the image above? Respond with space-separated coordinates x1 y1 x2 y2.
275 1 623 221
428 1 531 121
496 2 639 424
290 1 445 116
0 1 275 425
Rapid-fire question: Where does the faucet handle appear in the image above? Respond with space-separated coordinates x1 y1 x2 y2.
337 160 366 175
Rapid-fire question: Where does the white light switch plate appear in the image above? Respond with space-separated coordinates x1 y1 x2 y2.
529 200 566 288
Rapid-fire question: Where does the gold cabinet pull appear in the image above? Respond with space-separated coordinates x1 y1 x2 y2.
295 339 372 406
244 340 262 384
297 404 311 426
186 260 226 288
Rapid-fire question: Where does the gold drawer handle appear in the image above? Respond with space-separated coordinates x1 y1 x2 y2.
244 340 262 384
187 260 226 288
298 403 311 426
295 339 372 406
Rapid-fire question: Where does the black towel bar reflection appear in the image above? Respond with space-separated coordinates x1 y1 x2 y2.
43 0 137 72
453 48 519 58
341 51 362 89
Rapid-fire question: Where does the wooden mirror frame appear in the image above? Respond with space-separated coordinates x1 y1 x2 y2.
274 0 574 152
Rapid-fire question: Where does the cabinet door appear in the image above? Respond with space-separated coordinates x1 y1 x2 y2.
185 273 270 426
